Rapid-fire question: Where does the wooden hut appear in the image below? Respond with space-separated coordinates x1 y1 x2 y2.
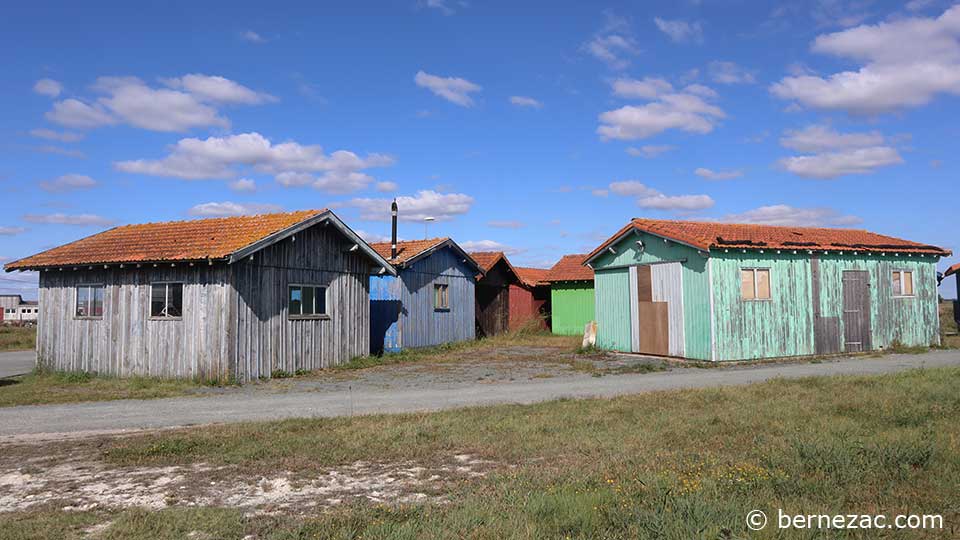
585 218 949 361
511 267 551 331
368 238 482 353
544 254 595 336
3 209 395 381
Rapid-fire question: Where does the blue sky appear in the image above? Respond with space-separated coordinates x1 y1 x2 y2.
3 0 960 299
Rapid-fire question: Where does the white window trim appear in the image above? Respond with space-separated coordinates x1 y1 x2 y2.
75 283 105 319
741 268 772 301
150 282 184 320
288 283 329 319
892 269 915 298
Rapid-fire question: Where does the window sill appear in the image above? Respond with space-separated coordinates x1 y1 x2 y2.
289 314 331 321
74 316 103 320
148 316 183 321
434 308 451 312
741 299 772 302
893 295 916 299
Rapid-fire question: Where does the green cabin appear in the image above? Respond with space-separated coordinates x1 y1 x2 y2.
544 254 595 336
585 219 950 361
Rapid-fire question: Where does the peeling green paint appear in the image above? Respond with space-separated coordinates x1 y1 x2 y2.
550 283 595 336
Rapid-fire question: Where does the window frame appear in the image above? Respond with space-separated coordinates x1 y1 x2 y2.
75 283 105 319
740 268 772 301
288 283 329 320
434 283 450 311
149 281 185 320
892 269 915 298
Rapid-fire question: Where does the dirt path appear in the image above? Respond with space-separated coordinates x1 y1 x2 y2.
0 349 956 440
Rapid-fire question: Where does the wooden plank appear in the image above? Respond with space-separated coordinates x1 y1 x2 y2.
636 265 653 302
638 302 669 355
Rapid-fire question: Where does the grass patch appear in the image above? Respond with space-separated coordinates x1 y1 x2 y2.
0 369 213 407
45 367 955 539
0 325 35 352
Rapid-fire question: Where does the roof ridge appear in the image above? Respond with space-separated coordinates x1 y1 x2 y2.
631 216 871 233
111 208 326 229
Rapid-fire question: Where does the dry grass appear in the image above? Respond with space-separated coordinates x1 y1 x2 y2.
2 367 957 539
0 370 207 408
0 325 35 352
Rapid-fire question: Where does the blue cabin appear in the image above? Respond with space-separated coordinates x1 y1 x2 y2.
369 238 483 353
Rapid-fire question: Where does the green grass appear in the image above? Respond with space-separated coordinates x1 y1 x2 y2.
3 367 945 539
0 369 210 407
0 325 35 352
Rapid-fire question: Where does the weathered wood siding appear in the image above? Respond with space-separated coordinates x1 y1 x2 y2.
232 224 372 380
475 260 511 337
394 248 476 349
550 282 595 336
37 266 233 380
592 231 711 359
711 252 941 360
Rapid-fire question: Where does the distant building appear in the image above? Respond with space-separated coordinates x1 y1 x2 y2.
0 295 39 323
544 254 595 336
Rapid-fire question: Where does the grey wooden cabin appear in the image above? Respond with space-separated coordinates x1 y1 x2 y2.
4 209 396 382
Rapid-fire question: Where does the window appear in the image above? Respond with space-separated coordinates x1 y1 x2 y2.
892 270 914 297
434 283 450 310
289 285 327 317
740 269 771 300
150 283 183 318
75 285 104 317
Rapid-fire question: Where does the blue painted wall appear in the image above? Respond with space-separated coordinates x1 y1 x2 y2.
370 247 476 352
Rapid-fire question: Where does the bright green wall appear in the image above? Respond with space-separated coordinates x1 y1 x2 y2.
711 252 941 360
550 283 595 336
591 231 711 359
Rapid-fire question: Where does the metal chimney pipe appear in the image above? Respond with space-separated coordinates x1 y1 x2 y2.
390 199 398 260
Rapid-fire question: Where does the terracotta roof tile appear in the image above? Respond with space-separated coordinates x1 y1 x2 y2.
5 209 327 270
587 218 950 262
545 254 594 282
514 266 550 288
469 251 506 273
945 262 960 277
369 238 448 266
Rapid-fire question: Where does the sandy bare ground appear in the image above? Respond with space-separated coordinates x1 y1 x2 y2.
0 446 496 515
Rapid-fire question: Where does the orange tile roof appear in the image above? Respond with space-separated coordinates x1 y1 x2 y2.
469 251 507 273
370 238 448 265
586 218 950 262
5 209 328 270
545 254 594 282
945 262 960 277
514 266 550 288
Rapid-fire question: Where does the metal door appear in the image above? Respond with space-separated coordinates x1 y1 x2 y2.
842 270 871 352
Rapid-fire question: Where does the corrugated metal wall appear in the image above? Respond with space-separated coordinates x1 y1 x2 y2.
508 284 549 330
651 262 685 357
592 231 711 359
550 283 594 335
371 247 476 350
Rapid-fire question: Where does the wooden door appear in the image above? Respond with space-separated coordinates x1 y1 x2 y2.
630 265 670 356
842 270 871 352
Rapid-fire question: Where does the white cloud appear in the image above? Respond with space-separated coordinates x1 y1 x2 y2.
340 190 474 222
598 81 725 140
228 178 256 192
414 71 481 107
611 77 673 99
422 0 456 15
45 74 272 132
0 226 27 235
509 96 543 108
722 204 862 226
777 124 903 178
592 189 609 197
708 61 756 84
460 240 523 255
606 180 714 211
35 146 85 159
115 132 393 194
583 34 641 69
375 181 398 192
161 74 276 104
356 229 391 243
242 30 266 43
45 98 116 128
29 128 84 142
654 17 704 43
22 213 113 226
695 167 744 180
187 201 282 216
771 6 960 114
33 78 62 97
487 220 525 229
39 174 98 192
626 145 675 158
